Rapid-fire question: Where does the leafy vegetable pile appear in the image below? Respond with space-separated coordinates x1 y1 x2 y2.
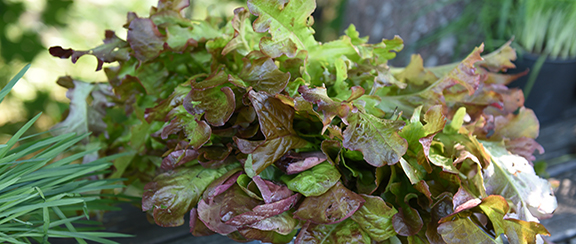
49 0 557 243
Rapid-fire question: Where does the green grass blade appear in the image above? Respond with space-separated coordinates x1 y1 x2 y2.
0 64 30 103
52 206 88 244
0 113 42 159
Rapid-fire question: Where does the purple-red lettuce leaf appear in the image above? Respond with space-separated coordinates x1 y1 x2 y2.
161 149 199 170
280 161 340 197
503 137 544 162
49 30 130 71
197 184 262 234
237 51 291 95
234 91 308 175
294 182 365 224
248 211 299 235
202 169 243 204
247 0 317 58
142 163 239 227
127 17 166 62
391 194 424 236
252 176 293 204
350 194 398 242
274 151 327 175
226 193 300 226
425 193 454 244
190 208 216 237
490 107 539 141
294 219 371 244
196 144 234 168
377 44 485 115
342 108 408 167
298 85 351 132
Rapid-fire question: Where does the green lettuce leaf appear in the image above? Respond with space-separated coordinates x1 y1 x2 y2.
342 109 408 167
350 194 398 242
281 161 340 197
142 163 239 227
247 0 317 57
478 195 550 244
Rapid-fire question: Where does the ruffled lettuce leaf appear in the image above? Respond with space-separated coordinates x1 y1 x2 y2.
142 163 239 227
49 31 130 71
342 108 408 167
294 182 365 224
235 91 308 175
248 0 317 57
350 194 398 242
294 219 371 244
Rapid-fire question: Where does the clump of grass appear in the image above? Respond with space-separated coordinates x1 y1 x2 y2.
0 64 131 244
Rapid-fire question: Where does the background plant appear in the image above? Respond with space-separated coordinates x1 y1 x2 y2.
50 0 557 243
0 65 130 244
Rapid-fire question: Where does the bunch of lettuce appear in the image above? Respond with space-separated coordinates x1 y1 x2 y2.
49 0 557 243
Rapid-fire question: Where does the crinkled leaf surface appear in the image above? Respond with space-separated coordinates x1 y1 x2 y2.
295 219 371 244
226 193 300 226
343 109 408 167
350 194 398 242
127 17 165 62
238 53 291 95
294 182 365 224
235 91 307 175
142 163 239 227
163 106 212 149
248 0 317 57
197 184 262 234
185 86 235 127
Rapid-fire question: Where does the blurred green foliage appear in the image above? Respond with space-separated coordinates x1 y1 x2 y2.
0 0 73 63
